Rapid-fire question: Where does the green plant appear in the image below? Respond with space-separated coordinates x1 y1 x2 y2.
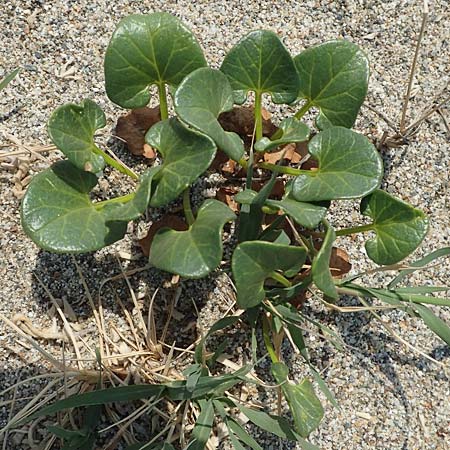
19 12 450 449
0 67 19 92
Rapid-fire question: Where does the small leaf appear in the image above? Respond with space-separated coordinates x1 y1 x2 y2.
294 40 369 128
0 67 20 91
265 198 328 229
292 127 383 201
21 162 159 253
146 118 217 206
232 241 307 308
150 199 235 278
220 30 299 104
272 362 324 437
255 117 310 152
105 12 206 108
174 67 245 161
360 190 429 265
48 99 106 173
187 400 215 450
311 222 338 299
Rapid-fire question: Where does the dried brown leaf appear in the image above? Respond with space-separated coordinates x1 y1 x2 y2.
116 106 161 156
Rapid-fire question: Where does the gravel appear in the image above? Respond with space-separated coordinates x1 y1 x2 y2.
1 1 449 449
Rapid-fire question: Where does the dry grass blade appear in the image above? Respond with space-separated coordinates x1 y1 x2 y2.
399 0 429 133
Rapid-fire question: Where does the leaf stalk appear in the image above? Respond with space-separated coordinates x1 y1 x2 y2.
183 188 195 226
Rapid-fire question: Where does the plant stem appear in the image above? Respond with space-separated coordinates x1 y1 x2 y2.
182 188 195 226
158 83 169 120
258 161 312 176
93 148 139 180
294 101 313 120
335 223 373 236
262 315 279 364
94 192 135 210
269 271 292 288
254 91 263 141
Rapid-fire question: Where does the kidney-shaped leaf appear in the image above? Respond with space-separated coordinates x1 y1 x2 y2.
311 222 338 299
220 30 299 104
21 161 125 253
255 117 309 152
105 12 206 108
292 127 382 201
146 118 217 207
47 99 106 173
174 68 244 161
232 241 307 308
272 362 324 437
360 189 428 265
21 161 160 253
265 198 328 229
150 199 235 278
294 40 369 128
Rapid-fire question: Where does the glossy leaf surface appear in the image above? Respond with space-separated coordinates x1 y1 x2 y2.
294 40 369 128
265 198 328 229
272 362 324 437
174 68 244 161
292 127 382 201
232 241 307 308
104 12 206 108
361 190 428 265
21 161 158 253
150 199 235 278
146 118 216 206
255 117 309 152
220 30 299 104
311 222 338 299
48 99 106 173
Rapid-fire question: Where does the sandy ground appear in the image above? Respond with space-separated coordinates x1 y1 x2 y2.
1 1 449 449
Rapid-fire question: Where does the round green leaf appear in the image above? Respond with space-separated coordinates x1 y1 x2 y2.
21 162 160 253
271 362 324 437
146 118 217 207
294 40 369 128
254 117 310 152
104 12 207 108
149 199 236 278
21 161 125 253
361 190 429 265
311 222 338 299
220 30 299 104
232 241 307 309
47 99 106 173
265 198 328 229
174 68 244 161
292 127 383 201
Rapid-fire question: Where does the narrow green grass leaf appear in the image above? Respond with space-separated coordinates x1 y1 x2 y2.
0 67 20 91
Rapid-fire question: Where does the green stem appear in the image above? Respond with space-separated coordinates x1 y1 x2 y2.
93 147 138 180
269 271 292 288
183 188 195 226
254 91 263 141
258 161 312 176
158 83 169 120
262 315 279 364
94 192 135 210
294 101 313 120
335 223 374 237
